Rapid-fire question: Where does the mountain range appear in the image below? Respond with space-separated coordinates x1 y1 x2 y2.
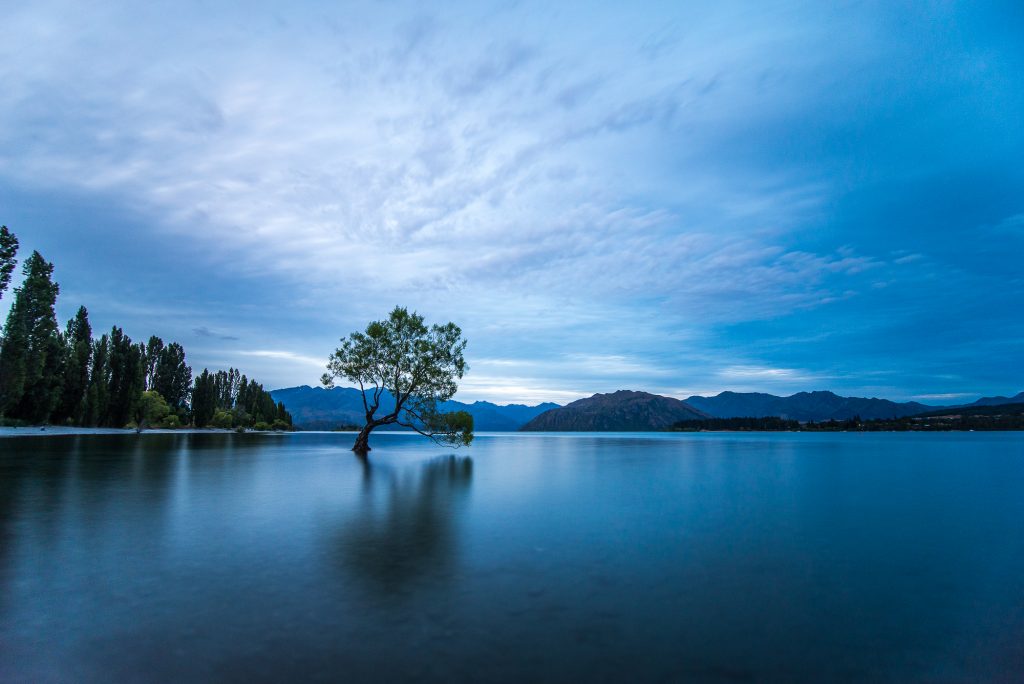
520 390 708 431
269 385 558 431
270 385 1023 431
683 390 934 422
964 391 1024 407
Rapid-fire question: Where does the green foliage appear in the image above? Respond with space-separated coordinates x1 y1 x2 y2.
83 334 110 426
671 407 1024 432
152 342 191 409
134 390 170 429
54 306 92 424
323 306 471 452
671 416 801 431
144 336 164 389
191 369 217 427
276 401 292 427
190 367 291 429
0 226 290 430
423 409 474 447
161 414 182 429
0 251 62 422
211 409 234 429
105 328 145 427
0 225 18 301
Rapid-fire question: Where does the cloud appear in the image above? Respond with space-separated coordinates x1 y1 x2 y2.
237 350 326 368
913 393 974 401
991 213 1024 233
193 326 239 341
0 1 1021 402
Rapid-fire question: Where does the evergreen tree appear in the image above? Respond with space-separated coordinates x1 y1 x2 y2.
0 232 287 428
0 251 62 422
0 300 28 416
83 334 110 426
0 225 18 301
153 342 191 410
191 369 217 427
144 336 164 390
276 401 292 427
105 328 145 427
55 306 92 424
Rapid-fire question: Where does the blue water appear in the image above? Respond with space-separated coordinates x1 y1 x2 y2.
1 431 1023 682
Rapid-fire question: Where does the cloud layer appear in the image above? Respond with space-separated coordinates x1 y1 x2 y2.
1 1 1022 402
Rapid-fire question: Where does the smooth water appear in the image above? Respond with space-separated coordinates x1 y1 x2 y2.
1 431 1023 682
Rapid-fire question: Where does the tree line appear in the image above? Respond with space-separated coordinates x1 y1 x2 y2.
670 410 1024 432
0 226 292 430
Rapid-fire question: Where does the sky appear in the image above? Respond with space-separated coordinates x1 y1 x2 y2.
0 1 1022 405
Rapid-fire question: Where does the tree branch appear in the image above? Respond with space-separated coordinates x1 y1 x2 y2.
395 418 462 448
356 378 370 415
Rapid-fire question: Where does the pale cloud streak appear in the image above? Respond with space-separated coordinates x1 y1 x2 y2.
0 1 1021 403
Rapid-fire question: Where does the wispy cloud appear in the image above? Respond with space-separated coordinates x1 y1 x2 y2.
193 326 239 341
0 1 1021 402
237 350 325 368
913 393 974 401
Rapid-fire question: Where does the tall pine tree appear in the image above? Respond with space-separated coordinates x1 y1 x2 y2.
153 342 191 410
0 226 18 301
191 369 217 427
105 328 145 427
83 334 110 426
0 251 62 422
54 306 92 424
144 336 164 390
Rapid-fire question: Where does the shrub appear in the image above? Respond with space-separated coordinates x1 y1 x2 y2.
212 409 233 429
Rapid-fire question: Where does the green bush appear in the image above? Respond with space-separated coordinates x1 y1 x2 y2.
212 409 233 429
135 390 170 428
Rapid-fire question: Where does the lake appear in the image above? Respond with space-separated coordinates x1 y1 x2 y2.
1 431 1022 682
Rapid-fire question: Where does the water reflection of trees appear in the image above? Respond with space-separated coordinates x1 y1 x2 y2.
335 455 473 595
0 435 182 613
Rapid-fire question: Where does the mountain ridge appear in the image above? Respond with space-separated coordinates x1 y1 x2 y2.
520 390 709 431
966 391 1024 407
269 385 559 431
684 390 936 422
271 385 1024 431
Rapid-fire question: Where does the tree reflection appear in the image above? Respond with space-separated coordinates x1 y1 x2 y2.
336 455 473 595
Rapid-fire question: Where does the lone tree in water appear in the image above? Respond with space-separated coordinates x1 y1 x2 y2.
322 306 473 455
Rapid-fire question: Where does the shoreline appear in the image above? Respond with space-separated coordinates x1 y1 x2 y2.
4 426 1022 439
0 426 289 438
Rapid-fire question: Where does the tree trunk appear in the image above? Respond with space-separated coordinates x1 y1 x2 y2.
352 424 374 455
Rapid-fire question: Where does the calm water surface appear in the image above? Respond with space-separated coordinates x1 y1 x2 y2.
1 431 1023 682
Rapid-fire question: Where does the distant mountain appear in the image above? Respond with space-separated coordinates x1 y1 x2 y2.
964 392 1024 407
272 385 1024 431
269 385 559 431
684 390 935 422
520 390 709 431
913 402 1024 418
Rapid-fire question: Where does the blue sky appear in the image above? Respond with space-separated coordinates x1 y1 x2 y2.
1 1 1022 404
